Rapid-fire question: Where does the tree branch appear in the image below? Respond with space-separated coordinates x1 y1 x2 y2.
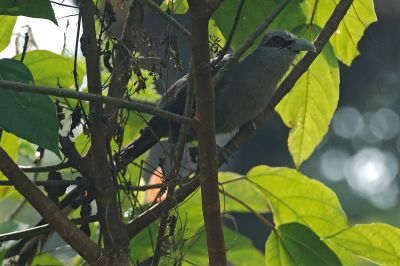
187 0 226 264
0 80 195 126
0 147 102 264
80 0 129 264
151 63 195 266
104 0 143 136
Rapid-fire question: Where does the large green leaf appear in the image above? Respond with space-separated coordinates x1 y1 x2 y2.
219 172 270 213
178 172 271 238
276 25 339 167
265 223 341 266
0 0 58 25
301 0 377 66
15 50 85 88
0 0 57 25
212 0 306 57
0 16 16 52
31 254 63 266
184 226 264 266
0 132 20 198
0 59 60 157
328 223 400 266
247 165 347 237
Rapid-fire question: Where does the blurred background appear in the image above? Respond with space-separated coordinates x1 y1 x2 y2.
1 0 399 261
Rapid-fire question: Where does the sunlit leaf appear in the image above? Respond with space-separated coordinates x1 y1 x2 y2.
0 0 57 25
31 254 63 265
329 223 400 266
0 59 60 157
128 70 161 103
276 25 339 167
265 223 341 265
15 50 85 88
219 172 270 213
0 132 20 198
160 0 188 14
184 226 264 266
301 0 377 65
0 16 16 52
247 165 347 237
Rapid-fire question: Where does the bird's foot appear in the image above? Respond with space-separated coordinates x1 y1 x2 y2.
246 121 257 133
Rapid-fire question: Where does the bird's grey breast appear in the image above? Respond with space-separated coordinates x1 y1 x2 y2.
214 48 294 133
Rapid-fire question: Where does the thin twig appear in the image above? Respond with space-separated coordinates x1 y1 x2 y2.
50 1 78 8
212 0 246 67
0 179 82 187
20 32 29 62
72 12 89 123
0 215 98 242
19 161 72 173
0 79 195 126
118 183 165 191
151 63 195 266
219 189 275 230
141 0 191 41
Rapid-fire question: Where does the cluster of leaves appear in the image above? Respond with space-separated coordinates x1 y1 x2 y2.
1 0 399 265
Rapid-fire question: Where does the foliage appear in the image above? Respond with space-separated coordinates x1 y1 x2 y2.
0 0 397 265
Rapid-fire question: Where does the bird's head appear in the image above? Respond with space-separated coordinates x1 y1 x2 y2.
260 30 316 55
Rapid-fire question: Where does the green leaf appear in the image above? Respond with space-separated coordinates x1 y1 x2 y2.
0 59 60 157
15 50 85 88
0 16 16 52
209 18 226 48
184 226 264 266
219 172 270 213
128 70 161 103
0 132 20 198
212 0 306 58
247 165 347 237
328 223 400 266
160 0 188 14
301 0 377 65
265 223 341 266
0 0 57 25
129 222 158 263
31 254 63 266
276 25 339 167
178 172 270 238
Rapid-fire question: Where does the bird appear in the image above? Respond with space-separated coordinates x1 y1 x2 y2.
117 30 316 167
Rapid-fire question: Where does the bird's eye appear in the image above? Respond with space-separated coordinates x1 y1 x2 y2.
264 36 294 48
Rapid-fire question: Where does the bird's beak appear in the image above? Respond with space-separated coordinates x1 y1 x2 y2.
291 38 317 53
